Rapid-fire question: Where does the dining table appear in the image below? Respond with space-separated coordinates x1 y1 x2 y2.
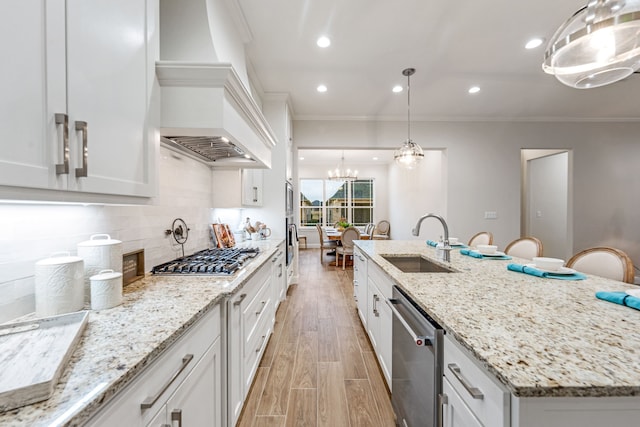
324 227 370 241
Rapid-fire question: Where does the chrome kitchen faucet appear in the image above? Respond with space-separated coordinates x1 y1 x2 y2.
412 213 451 262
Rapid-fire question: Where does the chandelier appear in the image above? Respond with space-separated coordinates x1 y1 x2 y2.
328 151 358 181
394 68 424 169
543 0 640 88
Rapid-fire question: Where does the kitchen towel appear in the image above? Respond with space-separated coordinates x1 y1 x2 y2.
426 240 438 247
427 240 467 249
507 263 587 280
461 248 512 260
595 291 640 311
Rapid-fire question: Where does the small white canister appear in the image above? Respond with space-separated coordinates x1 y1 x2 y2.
35 252 84 317
90 269 123 310
78 234 122 303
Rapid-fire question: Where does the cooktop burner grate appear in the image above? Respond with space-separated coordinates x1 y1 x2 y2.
151 247 260 275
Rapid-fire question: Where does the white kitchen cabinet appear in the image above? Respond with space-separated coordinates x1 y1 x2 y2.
271 243 286 313
0 0 157 198
227 261 273 426
241 169 264 206
443 335 510 427
366 261 393 388
147 338 222 427
211 168 264 208
353 247 368 326
87 305 221 427
442 376 483 427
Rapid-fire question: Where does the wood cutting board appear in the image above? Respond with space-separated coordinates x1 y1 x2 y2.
0 310 89 411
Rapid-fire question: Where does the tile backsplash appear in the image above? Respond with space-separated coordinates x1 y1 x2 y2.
0 147 220 323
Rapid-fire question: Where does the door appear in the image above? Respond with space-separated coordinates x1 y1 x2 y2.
442 377 483 427
525 151 571 259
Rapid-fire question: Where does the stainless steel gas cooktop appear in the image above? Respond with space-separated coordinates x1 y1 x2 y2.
151 247 260 275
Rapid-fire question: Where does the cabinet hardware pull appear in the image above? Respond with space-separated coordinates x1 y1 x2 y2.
447 363 484 400
74 121 88 177
140 354 193 410
373 294 380 317
171 409 182 427
438 393 448 427
389 298 433 346
256 334 266 352
253 186 258 202
255 300 266 316
278 264 283 277
233 293 247 306
55 113 69 175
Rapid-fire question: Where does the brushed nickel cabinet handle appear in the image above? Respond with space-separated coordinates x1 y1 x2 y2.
252 186 258 202
171 409 182 427
140 354 194 410
255 300 266 316
448 363 484 400
255 334 266 352
75 120 88 177
373 294 380 317
438 393 448 427
55 113 69 175
233 293 247 306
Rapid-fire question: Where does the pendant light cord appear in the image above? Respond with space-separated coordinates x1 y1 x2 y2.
407 72 411 142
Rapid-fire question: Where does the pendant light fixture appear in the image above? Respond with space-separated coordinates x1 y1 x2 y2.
328 151 358 181
394 68 424 169
543 0 640 89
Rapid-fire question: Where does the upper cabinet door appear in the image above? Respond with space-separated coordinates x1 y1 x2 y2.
0 0 157 199
0 0 67 191
66 0 156 197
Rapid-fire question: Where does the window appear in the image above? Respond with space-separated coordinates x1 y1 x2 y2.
300 178 374 227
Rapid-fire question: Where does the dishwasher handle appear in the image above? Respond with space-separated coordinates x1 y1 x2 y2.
389 298 433 346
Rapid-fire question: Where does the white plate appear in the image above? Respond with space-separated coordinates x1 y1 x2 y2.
525 264 576 275
625 289 640 298
478 250 506 257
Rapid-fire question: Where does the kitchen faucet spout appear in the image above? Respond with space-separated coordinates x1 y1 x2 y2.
412 213 451 262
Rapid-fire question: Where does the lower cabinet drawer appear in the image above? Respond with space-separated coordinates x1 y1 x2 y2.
443 335 509 427
443 376 483 427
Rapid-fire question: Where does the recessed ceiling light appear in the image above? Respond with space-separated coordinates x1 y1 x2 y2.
525 38 544 49
299 156 305 160
392 85 403 93
373 156 379 161
317 36 331 48
317 84 327 93
468 86 481 94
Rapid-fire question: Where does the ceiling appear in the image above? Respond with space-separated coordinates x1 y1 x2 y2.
237 0 640 122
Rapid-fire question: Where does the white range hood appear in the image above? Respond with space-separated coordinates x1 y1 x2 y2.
156 61 276 168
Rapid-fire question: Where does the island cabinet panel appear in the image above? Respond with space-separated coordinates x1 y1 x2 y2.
366 261 393 388
0 0 157 198
511 395 640 427
87 304 222 427
443 335 510 427
353 247 368 326
443 377 483 427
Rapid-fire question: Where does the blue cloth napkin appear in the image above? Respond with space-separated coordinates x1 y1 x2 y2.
595 291 640 311
507 263 587 280
461 248 512 260
426 240 438 247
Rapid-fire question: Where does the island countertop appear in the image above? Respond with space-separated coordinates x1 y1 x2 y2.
355 240 640 398
0 240 283 427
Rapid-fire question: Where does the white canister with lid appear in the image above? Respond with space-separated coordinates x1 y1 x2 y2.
35 252 85 317
77 234 122 302
90 269 123 310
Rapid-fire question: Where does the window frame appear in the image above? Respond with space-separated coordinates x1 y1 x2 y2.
299 178 374 228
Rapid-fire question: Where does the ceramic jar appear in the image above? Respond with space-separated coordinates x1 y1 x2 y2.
35 253 84 316
77 234 122 303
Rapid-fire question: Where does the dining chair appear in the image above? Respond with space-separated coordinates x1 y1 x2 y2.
336 226 360 270
372 220 390 240
364 222 375 236
467 231 493 247
504 236 543 260
566 246 635 283
316 224 338 263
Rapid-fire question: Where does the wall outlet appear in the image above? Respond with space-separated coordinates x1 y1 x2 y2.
484 211 498 219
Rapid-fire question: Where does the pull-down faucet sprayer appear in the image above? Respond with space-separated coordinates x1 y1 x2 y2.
412 213 451 262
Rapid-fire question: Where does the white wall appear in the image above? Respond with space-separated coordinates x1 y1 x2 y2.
294 119 640 267
0 147 215 323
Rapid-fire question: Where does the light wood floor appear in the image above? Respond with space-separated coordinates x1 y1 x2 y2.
237 248 396 427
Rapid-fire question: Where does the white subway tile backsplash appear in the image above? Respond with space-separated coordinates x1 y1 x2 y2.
0 147 221 323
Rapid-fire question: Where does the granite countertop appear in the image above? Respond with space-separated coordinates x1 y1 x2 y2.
355 240 640 398
0 239 283 427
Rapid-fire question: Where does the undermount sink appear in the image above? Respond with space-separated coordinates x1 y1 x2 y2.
381 255 455 273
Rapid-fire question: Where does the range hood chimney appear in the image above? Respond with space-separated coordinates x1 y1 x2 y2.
156 62 276 168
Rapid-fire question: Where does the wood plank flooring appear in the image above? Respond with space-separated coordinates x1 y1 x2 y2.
237 248 396 427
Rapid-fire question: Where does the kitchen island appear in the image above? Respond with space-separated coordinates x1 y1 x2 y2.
355 239 640 426
0 240 283 427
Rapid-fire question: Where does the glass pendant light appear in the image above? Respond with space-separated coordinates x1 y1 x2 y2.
394 68 424 169
543 0 640 88
328 151 358 181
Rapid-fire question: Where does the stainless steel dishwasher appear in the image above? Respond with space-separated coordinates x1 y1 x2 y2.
389 286 444 427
